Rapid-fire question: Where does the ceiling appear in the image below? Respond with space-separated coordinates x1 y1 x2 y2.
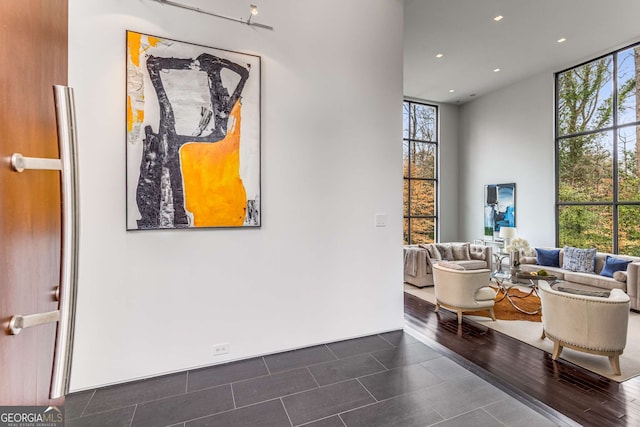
404 0 640 105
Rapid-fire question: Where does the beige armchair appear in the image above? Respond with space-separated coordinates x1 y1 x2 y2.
432 263 496 325
538 281 630 375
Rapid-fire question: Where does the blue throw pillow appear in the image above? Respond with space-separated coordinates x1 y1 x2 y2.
600 255 632 277
562 246 597 273
536 248 560 267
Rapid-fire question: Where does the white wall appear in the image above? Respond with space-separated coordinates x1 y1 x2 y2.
68 0 404 390
438 103 461 241
459 72 556 248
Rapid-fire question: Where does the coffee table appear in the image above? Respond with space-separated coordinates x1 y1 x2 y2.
493 272 558 315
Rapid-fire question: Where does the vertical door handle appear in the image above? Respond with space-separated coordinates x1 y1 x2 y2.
7 86 79 399
49 85 80 399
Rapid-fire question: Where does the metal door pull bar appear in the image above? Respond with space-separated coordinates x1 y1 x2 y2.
8 310 61 335
8 86 79 398
50 85 80 399
10 153 62 172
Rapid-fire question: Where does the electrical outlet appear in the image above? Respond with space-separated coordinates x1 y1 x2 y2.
213 343 230 356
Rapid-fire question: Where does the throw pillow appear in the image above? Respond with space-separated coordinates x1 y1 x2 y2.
613 271 628 282
520 256 537 265
451 243 471 260
435 244 454 261
469 250 485 261
418 243 441 261
535 248 560 267
562 246 597 273
600 255 632 278
436 261 465 271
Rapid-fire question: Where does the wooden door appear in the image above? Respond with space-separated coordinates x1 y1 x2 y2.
0 0 68 405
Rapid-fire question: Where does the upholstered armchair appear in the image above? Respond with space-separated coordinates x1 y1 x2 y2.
432 263 496 325
538 281 630 375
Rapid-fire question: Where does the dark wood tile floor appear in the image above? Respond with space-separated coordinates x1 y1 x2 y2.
65 329 560 426
404 291 640 427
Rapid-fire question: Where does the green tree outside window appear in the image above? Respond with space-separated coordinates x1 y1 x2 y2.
404 101 437 244
556 45 640 255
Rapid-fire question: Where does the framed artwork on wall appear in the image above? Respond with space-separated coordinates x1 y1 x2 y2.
484 183 515 237
126 31 261 230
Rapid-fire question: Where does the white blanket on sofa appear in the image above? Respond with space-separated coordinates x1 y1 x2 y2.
404 247 426 276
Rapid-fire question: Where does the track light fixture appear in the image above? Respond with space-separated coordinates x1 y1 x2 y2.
248 4 258 25
151 0 274 31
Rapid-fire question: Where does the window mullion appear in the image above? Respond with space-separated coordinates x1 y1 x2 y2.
613 52 619 253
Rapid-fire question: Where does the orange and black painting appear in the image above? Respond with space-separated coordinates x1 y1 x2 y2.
126 31 261 230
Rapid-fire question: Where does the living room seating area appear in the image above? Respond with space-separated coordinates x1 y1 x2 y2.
405 241 640 312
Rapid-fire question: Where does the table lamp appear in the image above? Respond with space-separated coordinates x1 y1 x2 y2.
499 226 517 249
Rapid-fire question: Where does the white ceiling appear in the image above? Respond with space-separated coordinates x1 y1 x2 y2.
404 0 640 104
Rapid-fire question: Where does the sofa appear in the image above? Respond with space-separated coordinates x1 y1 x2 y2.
403 242 493 288
518 247 640 311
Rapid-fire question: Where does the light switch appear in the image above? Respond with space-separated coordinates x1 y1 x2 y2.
375 214 387 227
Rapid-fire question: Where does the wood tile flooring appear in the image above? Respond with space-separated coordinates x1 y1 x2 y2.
404 291 640 427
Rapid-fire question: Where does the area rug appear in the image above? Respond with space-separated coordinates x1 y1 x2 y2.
404 283 640 382
476 287 541 322
404 284 541 322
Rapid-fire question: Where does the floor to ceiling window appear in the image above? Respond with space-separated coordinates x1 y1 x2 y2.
556 43 640 255
403 100 437 244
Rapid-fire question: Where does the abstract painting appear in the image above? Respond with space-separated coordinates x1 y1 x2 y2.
126 31 261 230
484 183 515 236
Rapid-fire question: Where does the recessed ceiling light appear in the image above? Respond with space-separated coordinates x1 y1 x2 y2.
494 15 504 21
436 53 444 58
557 38 567 43
493 68 501 72
449 89 455 93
